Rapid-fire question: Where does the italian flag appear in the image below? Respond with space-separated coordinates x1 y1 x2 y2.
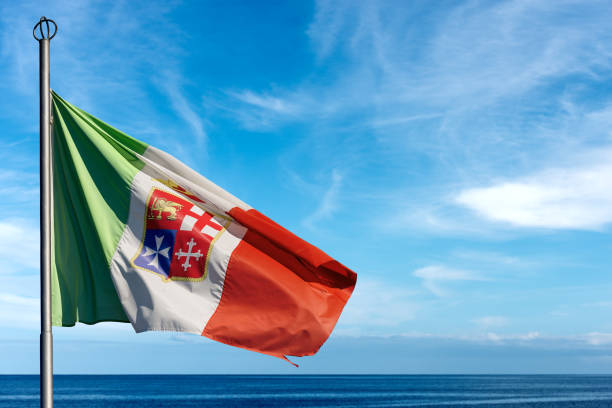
51 91 357 362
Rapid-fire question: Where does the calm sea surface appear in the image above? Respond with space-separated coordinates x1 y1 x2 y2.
1 375 612 407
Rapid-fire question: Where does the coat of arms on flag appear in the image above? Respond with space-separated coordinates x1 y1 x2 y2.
51 91 356 363
131 188 229 282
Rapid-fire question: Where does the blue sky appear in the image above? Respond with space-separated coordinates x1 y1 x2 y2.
2 0 612 373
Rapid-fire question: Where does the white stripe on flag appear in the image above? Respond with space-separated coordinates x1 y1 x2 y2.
109 168 245 335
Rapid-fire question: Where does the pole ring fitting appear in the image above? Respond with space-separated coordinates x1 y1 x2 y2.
33 17 57 41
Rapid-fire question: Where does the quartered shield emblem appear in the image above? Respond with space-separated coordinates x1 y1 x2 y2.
131 187 229 282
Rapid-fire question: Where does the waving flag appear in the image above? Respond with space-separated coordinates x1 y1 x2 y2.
51 91 356 362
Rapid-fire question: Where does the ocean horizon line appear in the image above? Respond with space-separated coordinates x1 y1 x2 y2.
2 373 612 376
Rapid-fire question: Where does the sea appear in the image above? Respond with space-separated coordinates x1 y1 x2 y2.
1 375 612 407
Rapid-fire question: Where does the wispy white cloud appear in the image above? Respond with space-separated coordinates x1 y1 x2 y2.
483 331 540 342
292 1 612 202
159 76 208 147
413 265 484 297
0 170 38 204
0 219 39 273
0 293 38 307
304 1 612 114
582 332 612 346
336 331 612 349
307 0 354 61
0 5 37 99
210 89 309 131
380 201 497 238
335 276 419 335
0 292 38 328
456 150 612 229
366 113 443 129
417 2 612 109
229 90 300 115
302 169 343 230
583 301 612 308
473 316 509 328
452 250 524 266
414 331 541 343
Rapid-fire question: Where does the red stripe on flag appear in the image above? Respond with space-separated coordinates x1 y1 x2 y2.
202 208 356 360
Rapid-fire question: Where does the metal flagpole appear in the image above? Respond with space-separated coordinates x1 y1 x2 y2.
33 16 57 408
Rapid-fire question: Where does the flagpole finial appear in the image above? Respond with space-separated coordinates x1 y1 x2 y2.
33 17 57 41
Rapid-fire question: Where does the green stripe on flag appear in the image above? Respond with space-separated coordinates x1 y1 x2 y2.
51 91 148 326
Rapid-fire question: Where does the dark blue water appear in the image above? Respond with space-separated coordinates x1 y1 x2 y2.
1 375 612 407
